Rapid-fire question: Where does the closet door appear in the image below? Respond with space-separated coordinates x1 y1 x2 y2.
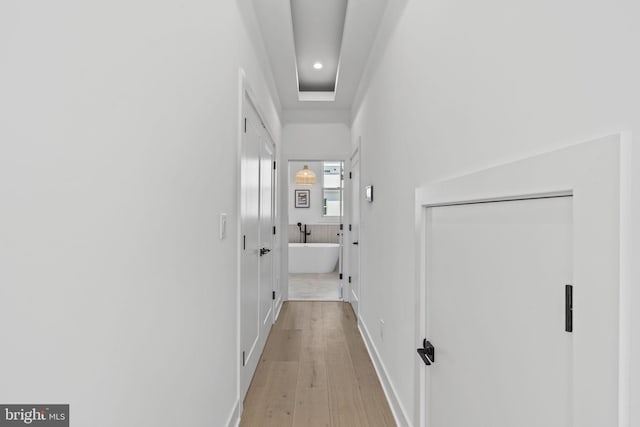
425 196 573 427
240 98 273 399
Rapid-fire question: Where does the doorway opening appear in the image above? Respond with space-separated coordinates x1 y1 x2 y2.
287 160 344 301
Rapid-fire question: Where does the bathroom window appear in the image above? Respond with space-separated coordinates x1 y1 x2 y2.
323 161 343 217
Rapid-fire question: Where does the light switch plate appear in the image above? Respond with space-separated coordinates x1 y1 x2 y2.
219 213 227 240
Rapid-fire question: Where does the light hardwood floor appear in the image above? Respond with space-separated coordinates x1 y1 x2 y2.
240 301 396 427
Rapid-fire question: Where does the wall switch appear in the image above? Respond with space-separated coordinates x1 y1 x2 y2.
219 213 227 240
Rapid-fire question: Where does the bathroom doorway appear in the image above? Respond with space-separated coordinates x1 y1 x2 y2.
287 160 344 301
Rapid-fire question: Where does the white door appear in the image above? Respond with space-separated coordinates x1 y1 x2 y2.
338 161 345 300
424 196 573 427
349 151 360 317
240 99 274 399
268 137 280 313
258 137 274 335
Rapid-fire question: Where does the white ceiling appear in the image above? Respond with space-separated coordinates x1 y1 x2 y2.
251 0 388 120
291 0 347 93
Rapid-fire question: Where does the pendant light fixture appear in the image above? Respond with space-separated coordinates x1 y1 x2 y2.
295 165 316 185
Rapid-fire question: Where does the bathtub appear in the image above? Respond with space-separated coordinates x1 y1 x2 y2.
288 243 340 274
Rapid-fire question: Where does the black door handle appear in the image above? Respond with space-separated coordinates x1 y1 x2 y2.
417 339 435 366
259 248 271 256
352 241 359 245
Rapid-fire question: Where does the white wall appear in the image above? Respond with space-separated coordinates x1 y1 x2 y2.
0 1 280 426
351 0 640 424
288 161 338 224
281 123 351 160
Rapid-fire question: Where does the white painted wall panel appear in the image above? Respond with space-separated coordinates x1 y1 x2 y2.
351 0 640 424
0 1 280 426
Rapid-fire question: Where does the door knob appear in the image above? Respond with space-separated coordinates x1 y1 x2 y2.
417 339 435 366
259 248 271 256
352 241 359 245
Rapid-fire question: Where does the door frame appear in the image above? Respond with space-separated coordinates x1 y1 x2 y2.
259 131 276 328
414 133 632 427
348 142 361 317
264 131 281 319
236 70 279 406
282 159 346 301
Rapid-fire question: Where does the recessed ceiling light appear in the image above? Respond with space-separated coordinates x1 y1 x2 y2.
313 62 323 70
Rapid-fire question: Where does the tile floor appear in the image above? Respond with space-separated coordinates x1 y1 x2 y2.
288 273 341 301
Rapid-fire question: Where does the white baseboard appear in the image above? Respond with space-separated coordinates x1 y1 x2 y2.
225 398 241 427
358 320 413 427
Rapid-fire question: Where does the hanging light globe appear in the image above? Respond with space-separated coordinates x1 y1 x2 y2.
295 165 316 185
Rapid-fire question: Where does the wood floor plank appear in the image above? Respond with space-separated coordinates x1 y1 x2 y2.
261 329 302 362
359 385 397 427
263 361 299 427
274 302 293 331
290 301 312 330
292 360 331 427
240 361 299 427
326 343 369 426
300 328 325 363
307 301 324 333
241 301 396 427
343 324 377 383
322 302 345 331
241 361 274 424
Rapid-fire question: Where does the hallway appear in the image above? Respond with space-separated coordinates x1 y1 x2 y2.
240 302 395 427
1 0 639 425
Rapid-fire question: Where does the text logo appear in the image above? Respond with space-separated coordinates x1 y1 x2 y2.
0 405 68 427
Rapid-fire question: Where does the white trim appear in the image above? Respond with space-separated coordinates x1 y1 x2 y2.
348 138 361 316
618 132 633 427
350 144 360 162
359 320 413 427
243 84 278 149
298 91 336 102
234 68 246 427
414 133 632 427
225 398 241 427
282 108 352 125
286 0 301 106
281 157 350 303
274 296 284 321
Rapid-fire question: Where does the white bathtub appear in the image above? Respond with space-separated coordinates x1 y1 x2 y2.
288 243 340 274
